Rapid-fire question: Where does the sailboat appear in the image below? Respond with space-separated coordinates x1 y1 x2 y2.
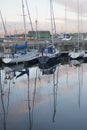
68 0 85 59
68 49 85 59
2 42 39 64
38 0 61 64
2 0 39 64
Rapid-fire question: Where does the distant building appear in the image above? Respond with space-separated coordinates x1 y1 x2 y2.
28 31 51 40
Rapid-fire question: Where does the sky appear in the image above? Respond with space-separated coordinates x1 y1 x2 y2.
0 0 87 35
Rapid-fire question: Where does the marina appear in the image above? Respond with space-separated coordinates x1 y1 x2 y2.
1 0 87 129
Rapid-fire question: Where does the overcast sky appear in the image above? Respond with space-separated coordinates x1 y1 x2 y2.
0 0 87 34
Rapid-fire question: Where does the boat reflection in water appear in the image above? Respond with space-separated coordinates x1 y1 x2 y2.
0 82 11 130
39 63 56 75
0 66 14 130
38 60 61 123
1 63 24 86
27 68 38 130
52 64 60 122
0 61 41 130
0 63 30 130
38 60 61 75
0 64 20 120
69 59 84 108
1 58 87 130
69 59 84 67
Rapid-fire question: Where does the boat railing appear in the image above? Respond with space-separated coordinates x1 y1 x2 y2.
3 53 13 58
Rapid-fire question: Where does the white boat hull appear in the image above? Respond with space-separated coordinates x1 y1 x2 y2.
68 50 85 59
2 50 39 64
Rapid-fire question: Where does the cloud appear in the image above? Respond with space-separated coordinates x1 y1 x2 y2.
54 0 87 14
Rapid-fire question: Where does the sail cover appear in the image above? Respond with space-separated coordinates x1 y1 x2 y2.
15 41 28 50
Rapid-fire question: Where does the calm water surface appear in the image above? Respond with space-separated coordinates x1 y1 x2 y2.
0 61 87 130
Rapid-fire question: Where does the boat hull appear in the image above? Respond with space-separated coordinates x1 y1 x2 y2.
2 51 39 64
38 45 61 64
68 51 85 60
38 53 61 64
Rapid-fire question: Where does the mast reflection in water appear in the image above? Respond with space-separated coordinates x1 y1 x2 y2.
0 58 87 130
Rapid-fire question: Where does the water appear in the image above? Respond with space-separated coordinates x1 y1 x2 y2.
0 59 87 130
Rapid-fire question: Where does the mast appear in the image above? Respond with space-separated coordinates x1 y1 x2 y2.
22 0 27 40
25 0 33 31
0 10 7 36
35 19 38 40
80 6 83 44
35 19 39 50
77 0 80 49
65 1 67 35
50 0 56 44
